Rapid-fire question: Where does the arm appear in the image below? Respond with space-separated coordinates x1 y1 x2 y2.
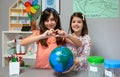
20 34 45 46
74 35 91 71
20 29 54 46
66 34 82 47
55 29 82 47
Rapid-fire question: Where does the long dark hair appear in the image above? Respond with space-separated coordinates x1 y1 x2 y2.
68 12 88 36
39 8 63 46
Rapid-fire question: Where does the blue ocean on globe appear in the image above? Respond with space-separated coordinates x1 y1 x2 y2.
49 46 74 72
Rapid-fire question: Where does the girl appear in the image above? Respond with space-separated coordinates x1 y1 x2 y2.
65 12 91 72
20 8 65 69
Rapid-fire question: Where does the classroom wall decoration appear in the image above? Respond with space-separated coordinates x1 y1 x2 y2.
25 0 41 20
41 0 60 14
73 0 119 18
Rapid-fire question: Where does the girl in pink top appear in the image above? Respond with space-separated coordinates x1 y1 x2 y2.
21 8 65 69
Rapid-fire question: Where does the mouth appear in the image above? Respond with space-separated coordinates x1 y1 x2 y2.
74 26 80 29
47 26 54 29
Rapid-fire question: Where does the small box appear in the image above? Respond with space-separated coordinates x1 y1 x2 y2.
9 62 20 75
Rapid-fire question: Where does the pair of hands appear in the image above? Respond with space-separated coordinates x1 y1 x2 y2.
42 29 68 38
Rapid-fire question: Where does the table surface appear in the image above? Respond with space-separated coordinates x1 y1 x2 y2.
0 67 88 77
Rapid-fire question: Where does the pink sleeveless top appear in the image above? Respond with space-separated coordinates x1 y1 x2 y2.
33 30 57 69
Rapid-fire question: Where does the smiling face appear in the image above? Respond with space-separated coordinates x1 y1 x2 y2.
39 8 61 34
71 16 83 33
44 13 56 29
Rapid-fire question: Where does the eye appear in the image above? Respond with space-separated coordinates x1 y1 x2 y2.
50 18 55 21
72 21 75 23
78 21 82 23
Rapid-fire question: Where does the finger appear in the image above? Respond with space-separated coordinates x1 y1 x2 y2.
55 29 59 32
50 29 54 31
55 29 60 34
50 29 54 33
59 30 67 36
47 31 51 36
55 35 66 37
44 30 49 35
47 30 53 35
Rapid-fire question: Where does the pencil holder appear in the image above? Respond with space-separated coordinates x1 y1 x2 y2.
9 62 20 75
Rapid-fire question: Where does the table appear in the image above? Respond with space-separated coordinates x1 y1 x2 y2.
0 67 88 77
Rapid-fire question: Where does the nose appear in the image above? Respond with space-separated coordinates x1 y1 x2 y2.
75 22 78 26
48 20 52 24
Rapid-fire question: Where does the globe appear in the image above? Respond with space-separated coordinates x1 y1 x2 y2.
49 46 74 73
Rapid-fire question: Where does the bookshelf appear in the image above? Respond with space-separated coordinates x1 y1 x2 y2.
9 0 30 31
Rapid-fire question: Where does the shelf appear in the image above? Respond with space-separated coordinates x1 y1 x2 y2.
3 31 32 33
11 8 26 10
10 15 28 17
2 31 36 67
4 54 36 59
9 0 30 31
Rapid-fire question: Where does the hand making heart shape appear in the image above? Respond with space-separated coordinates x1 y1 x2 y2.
43 29 68 38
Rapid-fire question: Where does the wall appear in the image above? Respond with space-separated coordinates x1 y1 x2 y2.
0 0 120 68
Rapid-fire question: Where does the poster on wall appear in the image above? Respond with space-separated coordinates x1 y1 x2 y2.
73 0 119 18
42 0 60 14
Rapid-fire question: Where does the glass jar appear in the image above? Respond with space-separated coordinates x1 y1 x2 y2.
87 56 104 77
104 60 120 77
